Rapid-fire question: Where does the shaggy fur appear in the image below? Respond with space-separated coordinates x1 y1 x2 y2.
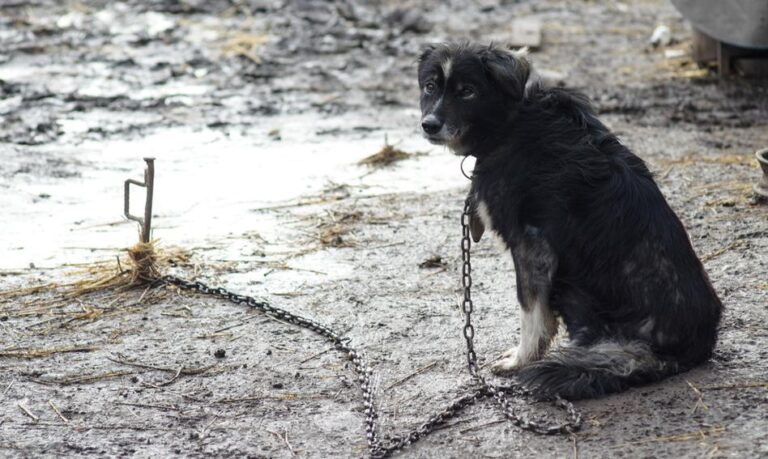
417 42 723 400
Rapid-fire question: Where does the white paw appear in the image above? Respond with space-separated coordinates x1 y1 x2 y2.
490 350 525 374
500 347 518 359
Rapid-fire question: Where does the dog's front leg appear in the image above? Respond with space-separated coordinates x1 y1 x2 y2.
492 228 558 373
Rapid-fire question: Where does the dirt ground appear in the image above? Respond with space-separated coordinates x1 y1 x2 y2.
2 0 768 457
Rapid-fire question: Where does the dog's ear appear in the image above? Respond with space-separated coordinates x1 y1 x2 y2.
479 46 530 101
418 44 437 64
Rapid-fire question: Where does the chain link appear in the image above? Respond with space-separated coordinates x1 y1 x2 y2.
153 196 581 457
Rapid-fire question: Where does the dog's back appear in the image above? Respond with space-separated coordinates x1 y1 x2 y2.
484 84 723 399
506 86 723 398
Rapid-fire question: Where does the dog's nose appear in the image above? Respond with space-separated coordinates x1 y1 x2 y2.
421 115 442 135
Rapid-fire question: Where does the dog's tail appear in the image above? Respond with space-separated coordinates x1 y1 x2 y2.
516 340 679 400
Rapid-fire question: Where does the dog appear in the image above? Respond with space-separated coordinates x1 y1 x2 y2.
417 43 723 400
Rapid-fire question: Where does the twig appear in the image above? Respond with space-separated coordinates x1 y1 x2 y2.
429 416 478 432
144 367 183 388
107 354 215 376
16 422 175 431
271 291 306 298
2 380 14 398
0 344 99 359
707 444 722 458
424 266 448 277
267 428 297 457
161 389 207 403
137 285 152 303
115 402 180 412
611 426 725 448
385 361 440 391
197 315 263 338
250 192 400 213
687 380 709 414
17 402 38 422
359 242 406 251
571 433 579 459
299 347 333 364
213 396 264 404
48 400 69 424
197 413 221 440
699 381 768 390
701 241 740 262
30 370 135 386
459 419 505 434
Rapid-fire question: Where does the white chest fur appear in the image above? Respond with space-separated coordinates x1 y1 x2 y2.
476 199 494 233
475 198 508 249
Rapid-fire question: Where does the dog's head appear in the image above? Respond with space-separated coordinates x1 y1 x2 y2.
417 43 530 155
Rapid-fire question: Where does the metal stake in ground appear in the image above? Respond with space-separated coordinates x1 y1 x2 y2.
124 157 155 243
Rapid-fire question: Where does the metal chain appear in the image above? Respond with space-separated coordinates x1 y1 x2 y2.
152 196 581 458
459 196 582 435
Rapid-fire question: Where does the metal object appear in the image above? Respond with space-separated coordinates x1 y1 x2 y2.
460 197 582 437
670 0 768 50
755 148 768 198
124 158 155 243
672 1 768 76
151 196 582 458
691 29 768 77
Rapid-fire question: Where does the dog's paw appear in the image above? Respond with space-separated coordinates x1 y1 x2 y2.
490 351 525 375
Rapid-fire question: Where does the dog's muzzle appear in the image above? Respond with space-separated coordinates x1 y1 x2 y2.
421 114 458 146
421 114 443 136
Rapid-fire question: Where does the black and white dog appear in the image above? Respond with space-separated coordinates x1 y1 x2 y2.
418 43 723 400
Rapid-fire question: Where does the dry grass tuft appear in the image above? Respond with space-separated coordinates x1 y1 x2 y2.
0 242 195 334
127 242 161 284
318 211 362 248
67 241 189 296
0 242 190 307
0 344 99 359
221 32 268 63
358 139 422 167
657 153 759 169
653 43 712 80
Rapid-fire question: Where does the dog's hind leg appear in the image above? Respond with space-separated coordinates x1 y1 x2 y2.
492 227 559 374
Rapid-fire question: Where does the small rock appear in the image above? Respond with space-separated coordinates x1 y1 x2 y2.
386 8 432 34
664 49 686 59
419 255 448 269
56 12 84 29
272 382 284 389
650 25 672 47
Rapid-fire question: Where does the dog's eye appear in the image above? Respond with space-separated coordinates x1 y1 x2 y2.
424 82 436 95
459 86 476 99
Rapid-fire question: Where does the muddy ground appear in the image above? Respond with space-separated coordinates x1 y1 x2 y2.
1 0 768 457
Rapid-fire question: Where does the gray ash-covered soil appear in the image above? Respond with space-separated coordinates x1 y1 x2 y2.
1 0 768 458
